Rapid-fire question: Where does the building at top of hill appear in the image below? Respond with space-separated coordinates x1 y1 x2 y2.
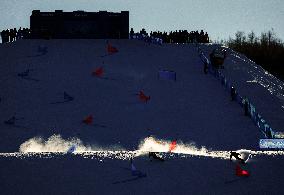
30 10 129 39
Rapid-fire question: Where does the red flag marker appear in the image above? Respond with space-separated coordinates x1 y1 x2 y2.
83 115 93 125
235 164 250 177
169 140 177 152
92 67 104 77
138 90 150 103
107 44 118 54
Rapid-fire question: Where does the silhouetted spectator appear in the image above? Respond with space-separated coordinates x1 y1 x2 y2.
5 30 9 43
194 31 199 43
204 32 209 43
199 30 204 42
22 28 27 39
130 28 134 39
1 30 4 43
140 28 147 36
17 27 22 40
22 28 30 39
12 28 17 42
132 28 210 44
8 29 12 42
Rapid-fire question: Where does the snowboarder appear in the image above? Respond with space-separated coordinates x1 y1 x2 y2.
230 151 245 164
149 152 164 161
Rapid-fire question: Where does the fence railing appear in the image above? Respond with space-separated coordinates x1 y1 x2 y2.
130 34 163 45
198 46 275 139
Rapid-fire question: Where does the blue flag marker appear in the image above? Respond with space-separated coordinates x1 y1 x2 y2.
67 145 76 153
130 161 147 177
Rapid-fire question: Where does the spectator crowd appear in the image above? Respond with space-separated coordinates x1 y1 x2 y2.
130 28 210 43
1 28 31 43
2 27 210 44
130 28 163 45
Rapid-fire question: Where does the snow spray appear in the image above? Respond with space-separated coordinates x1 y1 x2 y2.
0 135 284 161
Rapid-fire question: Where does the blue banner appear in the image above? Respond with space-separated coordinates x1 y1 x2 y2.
259 139 284 148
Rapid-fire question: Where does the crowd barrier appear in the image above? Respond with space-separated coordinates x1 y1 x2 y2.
130 34 163 45
198 46 275 139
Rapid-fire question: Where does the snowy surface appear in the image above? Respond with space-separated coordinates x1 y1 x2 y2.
0 40 284 194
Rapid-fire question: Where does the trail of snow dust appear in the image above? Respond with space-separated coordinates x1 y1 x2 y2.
136 136 230 159
0 135 284 161
0 135 134 160
137 137 284 161
19 134 92 153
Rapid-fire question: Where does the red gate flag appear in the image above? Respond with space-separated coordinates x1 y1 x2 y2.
107 44 118 54
235 164 250 177
83 115 93 125
92 67 104 77
169 140 177 152
138 90 150 103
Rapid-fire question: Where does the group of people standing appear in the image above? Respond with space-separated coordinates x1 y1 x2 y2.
151 30 209 43
130 28 210 44
1 28 31 43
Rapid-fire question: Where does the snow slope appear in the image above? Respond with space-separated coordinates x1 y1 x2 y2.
199 44 284 132
0 39 283 194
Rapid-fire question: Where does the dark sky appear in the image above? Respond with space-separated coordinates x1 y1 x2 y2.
1 0 283 41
